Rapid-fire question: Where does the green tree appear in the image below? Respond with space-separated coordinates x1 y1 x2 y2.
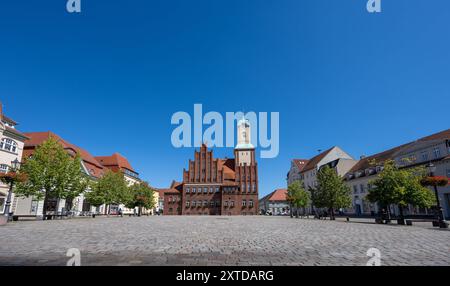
367 160 435 223
311 165 351 220
125 181 156 216
15 137 86 219
86 170 129 215
287 181 310 218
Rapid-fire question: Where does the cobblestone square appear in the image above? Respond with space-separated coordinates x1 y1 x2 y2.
1 216 449 266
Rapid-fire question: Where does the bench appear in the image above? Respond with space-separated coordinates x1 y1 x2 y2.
12 215 37 221
405 219 437 226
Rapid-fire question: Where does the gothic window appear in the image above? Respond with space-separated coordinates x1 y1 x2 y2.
203 187 208 193
186 201 190 207
0 138 18 153
249 200 254 207
186 187 190 193
242 200 247 207
209 187 213 193
192 188 196 193
215 187 220 193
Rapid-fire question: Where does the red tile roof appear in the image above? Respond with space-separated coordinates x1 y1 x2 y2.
269 189 288 201
293 159 309 172
5 126 28 140
301 147 335 172
348 128 450 174
219 158 236 180
158 181 183 198
95 153 135 172
23 131 105 178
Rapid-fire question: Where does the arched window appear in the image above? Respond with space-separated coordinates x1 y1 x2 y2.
0 138 18 153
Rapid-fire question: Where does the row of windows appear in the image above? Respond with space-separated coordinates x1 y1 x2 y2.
168 196 180 203
224 200 254 207
184 200 255 208
186 187 220 194
186 200 220 208
398 147 444 166
185 185 258 195
0 138 18 153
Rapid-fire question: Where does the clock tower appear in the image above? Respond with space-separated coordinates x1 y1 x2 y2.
234 117 255 166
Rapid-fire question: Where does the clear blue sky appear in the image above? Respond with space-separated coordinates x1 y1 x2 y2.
1 1 449 197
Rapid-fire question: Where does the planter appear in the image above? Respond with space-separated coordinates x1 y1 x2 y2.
0 216 8 226
439 221 449 229
397 219 405 225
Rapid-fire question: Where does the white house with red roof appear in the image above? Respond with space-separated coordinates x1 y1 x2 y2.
0 103 28 215
13 131 107 218
259 188 289 215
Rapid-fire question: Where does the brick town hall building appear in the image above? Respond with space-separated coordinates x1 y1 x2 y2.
162 118 259 215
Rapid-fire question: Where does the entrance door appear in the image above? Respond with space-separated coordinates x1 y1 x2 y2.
355 204 362 216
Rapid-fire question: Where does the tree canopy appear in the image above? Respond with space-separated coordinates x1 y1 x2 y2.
287 181 310 217
85 170 129 210
366 160 435 217
311 165 351 219
125 181 156 215
15 137 86 205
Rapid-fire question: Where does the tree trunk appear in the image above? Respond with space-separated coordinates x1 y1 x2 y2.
42 190 49 220
55 199 60 219
295 207 299 218
138 206 142 217
104 204 108 215
329 208 335 220
398 205 405 225
289 203 293 218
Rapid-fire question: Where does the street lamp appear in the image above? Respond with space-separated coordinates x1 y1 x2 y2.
426 162 448 229
11 158 21 171
2 159 21 223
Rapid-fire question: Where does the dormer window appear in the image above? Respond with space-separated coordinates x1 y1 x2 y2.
0 138 18 153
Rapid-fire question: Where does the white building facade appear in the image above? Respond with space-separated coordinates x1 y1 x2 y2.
0 104 28 215
345 129 450 218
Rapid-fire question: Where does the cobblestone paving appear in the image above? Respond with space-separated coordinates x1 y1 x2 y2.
1 216 449 266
